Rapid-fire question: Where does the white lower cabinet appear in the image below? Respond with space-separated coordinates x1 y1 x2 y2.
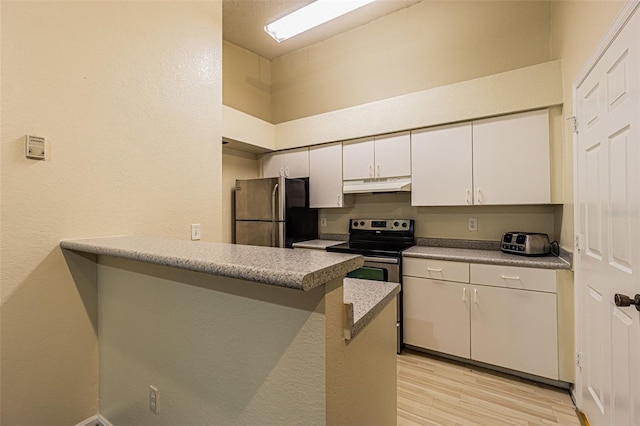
470 284 558 380
403 258 559 380
403 276 470 358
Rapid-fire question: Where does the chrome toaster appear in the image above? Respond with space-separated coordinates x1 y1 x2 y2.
501 232 551 256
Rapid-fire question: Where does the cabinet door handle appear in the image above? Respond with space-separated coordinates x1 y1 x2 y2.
427 267 442 272
501 275 520 280
462 287 467 302
279 167 285 177
474 288 478 304
285 166 290 177
337 194 341 206
369 164 373 178
466 189 472 205
376 164 381 177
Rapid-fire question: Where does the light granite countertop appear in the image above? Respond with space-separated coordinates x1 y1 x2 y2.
403 246 571 270
60 236 364 291
292 239 345 250
343 278 400 340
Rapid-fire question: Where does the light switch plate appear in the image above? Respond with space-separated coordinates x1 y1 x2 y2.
191 224 201 240
25 135 45 160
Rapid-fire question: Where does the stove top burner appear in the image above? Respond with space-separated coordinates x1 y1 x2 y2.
327 242 414 257
326 218 415 257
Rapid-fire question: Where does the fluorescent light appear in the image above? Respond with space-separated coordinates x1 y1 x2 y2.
265 0 376 43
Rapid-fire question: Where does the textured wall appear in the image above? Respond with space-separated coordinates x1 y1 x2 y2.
270 0 552 123
98 257 326 425
221 148 260 243
223 41 272 123
0 2 222 424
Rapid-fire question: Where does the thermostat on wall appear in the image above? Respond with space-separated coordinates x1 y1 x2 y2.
25 135 45 160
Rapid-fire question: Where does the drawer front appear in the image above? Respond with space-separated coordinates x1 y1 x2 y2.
403 258 469 283
470 263 556 293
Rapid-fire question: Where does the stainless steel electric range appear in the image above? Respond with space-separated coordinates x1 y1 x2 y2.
327 218 415 353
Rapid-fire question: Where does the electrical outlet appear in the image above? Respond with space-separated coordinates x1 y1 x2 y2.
191 224 201 240
320 217 327 227
149 386 159 414
468 217 478 232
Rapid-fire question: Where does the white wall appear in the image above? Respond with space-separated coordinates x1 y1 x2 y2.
0 2 222 424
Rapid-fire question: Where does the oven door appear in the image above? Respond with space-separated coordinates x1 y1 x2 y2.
347 256 400 283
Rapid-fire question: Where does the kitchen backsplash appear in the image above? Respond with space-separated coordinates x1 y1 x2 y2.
318 192 562 242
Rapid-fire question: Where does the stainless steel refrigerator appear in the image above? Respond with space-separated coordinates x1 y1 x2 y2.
234 176 318 248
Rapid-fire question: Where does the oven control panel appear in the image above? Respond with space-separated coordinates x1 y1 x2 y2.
350 219 412 231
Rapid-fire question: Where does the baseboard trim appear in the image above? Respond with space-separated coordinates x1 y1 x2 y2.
75 414 113 426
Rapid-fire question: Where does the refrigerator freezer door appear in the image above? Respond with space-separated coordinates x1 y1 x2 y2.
234 178 281 221
235 221 284 248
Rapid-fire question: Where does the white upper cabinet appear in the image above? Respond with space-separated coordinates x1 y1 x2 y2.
261 147 309 178
411 123 473 206
342 132 411 180
374 132 411 178
309 143 347 208
411 109 550 206
342 137 375 180
472 109 550 204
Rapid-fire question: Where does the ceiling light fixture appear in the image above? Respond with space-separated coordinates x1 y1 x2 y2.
264 0 377 43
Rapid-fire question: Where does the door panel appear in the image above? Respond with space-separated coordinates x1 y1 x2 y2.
472 109 550 204
608 126 632 271
585 142 603 260
585 286 606 417
470 285 558 380
309 143 343 208
374 132 411 178
577 7 640 425
411 123 472 206
611 307 633 426
342 137 374 180
402 276 470 358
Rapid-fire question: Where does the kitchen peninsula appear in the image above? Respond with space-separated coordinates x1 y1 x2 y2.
60 236 398 425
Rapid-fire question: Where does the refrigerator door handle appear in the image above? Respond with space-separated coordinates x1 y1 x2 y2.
271 183 278 246
277 177 286 247
278 222 285 248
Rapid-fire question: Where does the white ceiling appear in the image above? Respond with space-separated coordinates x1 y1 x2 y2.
223 0 422 60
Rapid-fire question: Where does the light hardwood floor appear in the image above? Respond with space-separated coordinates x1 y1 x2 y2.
397 350 581 426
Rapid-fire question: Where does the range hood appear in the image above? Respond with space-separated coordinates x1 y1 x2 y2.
343 177 411 194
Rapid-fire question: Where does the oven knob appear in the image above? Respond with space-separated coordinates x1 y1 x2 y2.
394 221 399 227
353 221 358 227
402 222 407 228
360 221 365 226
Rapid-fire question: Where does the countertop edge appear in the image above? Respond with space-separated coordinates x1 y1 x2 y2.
402 247 571 270
60 237 364 291
343 278 400 341
292 240 345 250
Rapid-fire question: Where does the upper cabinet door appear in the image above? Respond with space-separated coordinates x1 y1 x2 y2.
342 137 375 180
309 143 345 208
472 109 550 205
411 123 473 206
262 147 309 178
374 131 411 178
